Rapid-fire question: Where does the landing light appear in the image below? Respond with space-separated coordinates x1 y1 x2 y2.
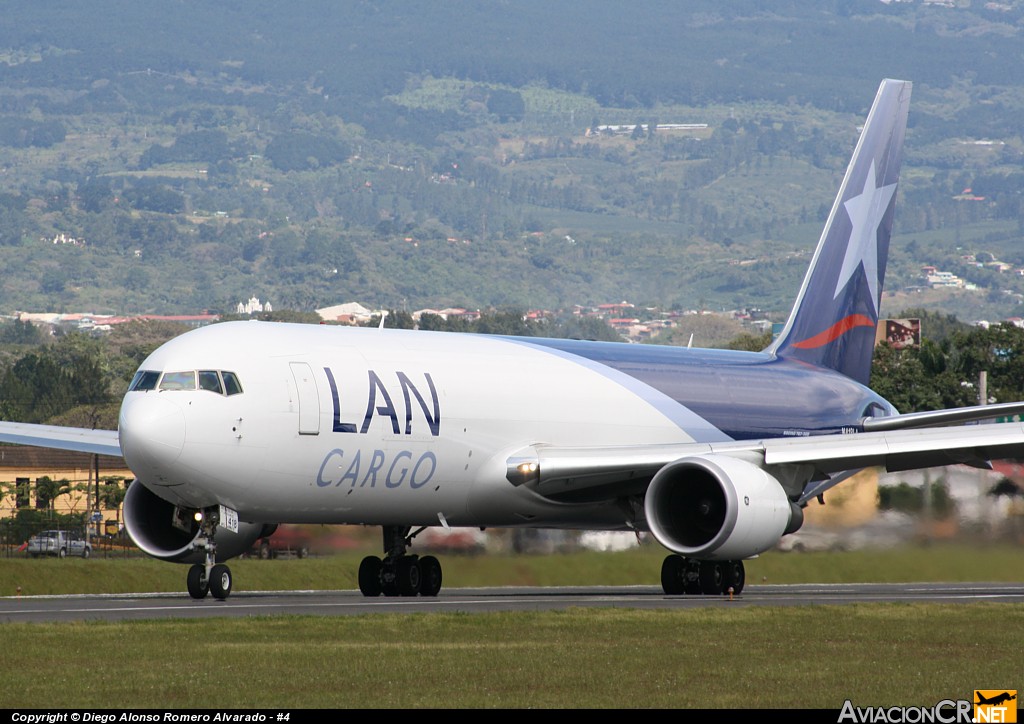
506 454 541 486
194 511 204 523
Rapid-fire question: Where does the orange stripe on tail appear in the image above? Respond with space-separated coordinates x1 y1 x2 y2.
791 314 875 350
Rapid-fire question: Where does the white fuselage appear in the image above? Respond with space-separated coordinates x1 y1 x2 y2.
119 321 713 531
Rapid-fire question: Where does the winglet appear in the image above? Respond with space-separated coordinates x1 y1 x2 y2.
767 79 912 385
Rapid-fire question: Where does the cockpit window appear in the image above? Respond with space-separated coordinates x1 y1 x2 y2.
198 370 223 394
863 402 890 418
159 371 197 391
222 371 243 396
129 370 161 391
130 369 243 395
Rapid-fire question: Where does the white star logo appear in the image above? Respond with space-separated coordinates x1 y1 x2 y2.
833 160 897 314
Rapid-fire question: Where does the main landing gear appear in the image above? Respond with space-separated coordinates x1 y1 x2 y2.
660 555 745 596
186 507 233 601
358 525 443 598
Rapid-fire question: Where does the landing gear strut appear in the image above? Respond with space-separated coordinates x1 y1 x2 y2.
661 555 744 596
358 526 443 598
186 507 233 601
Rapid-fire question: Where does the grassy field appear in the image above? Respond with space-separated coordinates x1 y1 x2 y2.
1 542 1022 709
2 540 1023 596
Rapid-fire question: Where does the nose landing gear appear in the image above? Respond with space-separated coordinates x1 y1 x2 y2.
186 507 233 600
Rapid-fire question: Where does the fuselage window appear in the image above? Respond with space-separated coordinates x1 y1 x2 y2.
198 370 224 394
222 371 243 396
159 371 197 391
128 370 161 392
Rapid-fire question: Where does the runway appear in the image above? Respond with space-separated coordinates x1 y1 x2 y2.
3 582 1024 623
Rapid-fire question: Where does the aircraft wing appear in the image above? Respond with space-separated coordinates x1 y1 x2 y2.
863 399 1024 431
0 421 122 458
762 420 1024 472
508 420 1024 502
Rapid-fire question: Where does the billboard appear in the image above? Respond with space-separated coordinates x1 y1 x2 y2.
875 318 921 349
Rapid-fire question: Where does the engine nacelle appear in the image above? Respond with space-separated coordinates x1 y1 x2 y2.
643 454 799 560
123 479 269 563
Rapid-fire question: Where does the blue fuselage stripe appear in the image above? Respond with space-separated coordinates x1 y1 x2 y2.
499 336 733 443
499 337 892 440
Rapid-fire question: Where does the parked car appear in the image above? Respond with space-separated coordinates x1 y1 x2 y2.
26 530 92 558
250 525 311 559
415 526 488 554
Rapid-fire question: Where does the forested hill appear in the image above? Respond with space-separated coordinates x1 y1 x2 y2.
1 1 1023 318
6 1 1022 110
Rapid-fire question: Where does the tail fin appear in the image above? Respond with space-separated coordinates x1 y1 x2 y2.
767 79 912 385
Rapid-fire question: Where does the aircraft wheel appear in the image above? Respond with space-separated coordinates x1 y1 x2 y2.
258 541 271 559
396 555 422 597
381 574 400 597
209 564 232 600
660 555 686 595
722 560 745 595
699 561 723 595
683 558 702 595
187 563 209 599
358 556 383 597
419 555 442 597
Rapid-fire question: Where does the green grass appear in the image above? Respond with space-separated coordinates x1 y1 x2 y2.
1 605 1021 709
2 540 1022 597
1 542 1022 709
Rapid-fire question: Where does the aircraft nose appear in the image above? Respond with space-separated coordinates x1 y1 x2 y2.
118 394 186 477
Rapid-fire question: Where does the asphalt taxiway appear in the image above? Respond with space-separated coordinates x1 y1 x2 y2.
3 582 1023 623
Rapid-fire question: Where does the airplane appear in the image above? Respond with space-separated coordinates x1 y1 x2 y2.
5 77 1024 601
976 692 1016 707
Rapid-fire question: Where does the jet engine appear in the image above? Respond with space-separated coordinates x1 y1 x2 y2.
643 454 801 561
123 479 270 563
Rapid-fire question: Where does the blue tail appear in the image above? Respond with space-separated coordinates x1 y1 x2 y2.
767 79 912 386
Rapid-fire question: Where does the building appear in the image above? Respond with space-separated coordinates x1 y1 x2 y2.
0 446 131 534
237 296 272 315
316 302 377 325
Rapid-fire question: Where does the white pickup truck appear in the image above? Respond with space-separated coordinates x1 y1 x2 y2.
26 530 92 558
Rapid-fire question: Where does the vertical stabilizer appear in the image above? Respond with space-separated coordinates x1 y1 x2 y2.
767 79 911 385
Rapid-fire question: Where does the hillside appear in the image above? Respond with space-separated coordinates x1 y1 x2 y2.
0 1 1023 321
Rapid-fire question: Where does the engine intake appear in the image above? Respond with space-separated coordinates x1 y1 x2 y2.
644 454 799 560
123 480 267 563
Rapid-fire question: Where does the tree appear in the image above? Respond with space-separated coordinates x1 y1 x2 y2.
99 477 128 524
487 89 525 122
219 309 322 325
362 310 415 330
551 315 621 342
0 352 74 423
34 476 61 510
264 133 350 172
648 315 746 349
870 343 952 413
878 480 955 519
0 319 44 345
473 310 534 336
726 330 772 351
945 323 1024 405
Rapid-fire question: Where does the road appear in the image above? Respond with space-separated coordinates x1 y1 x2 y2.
3 582 1023 623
